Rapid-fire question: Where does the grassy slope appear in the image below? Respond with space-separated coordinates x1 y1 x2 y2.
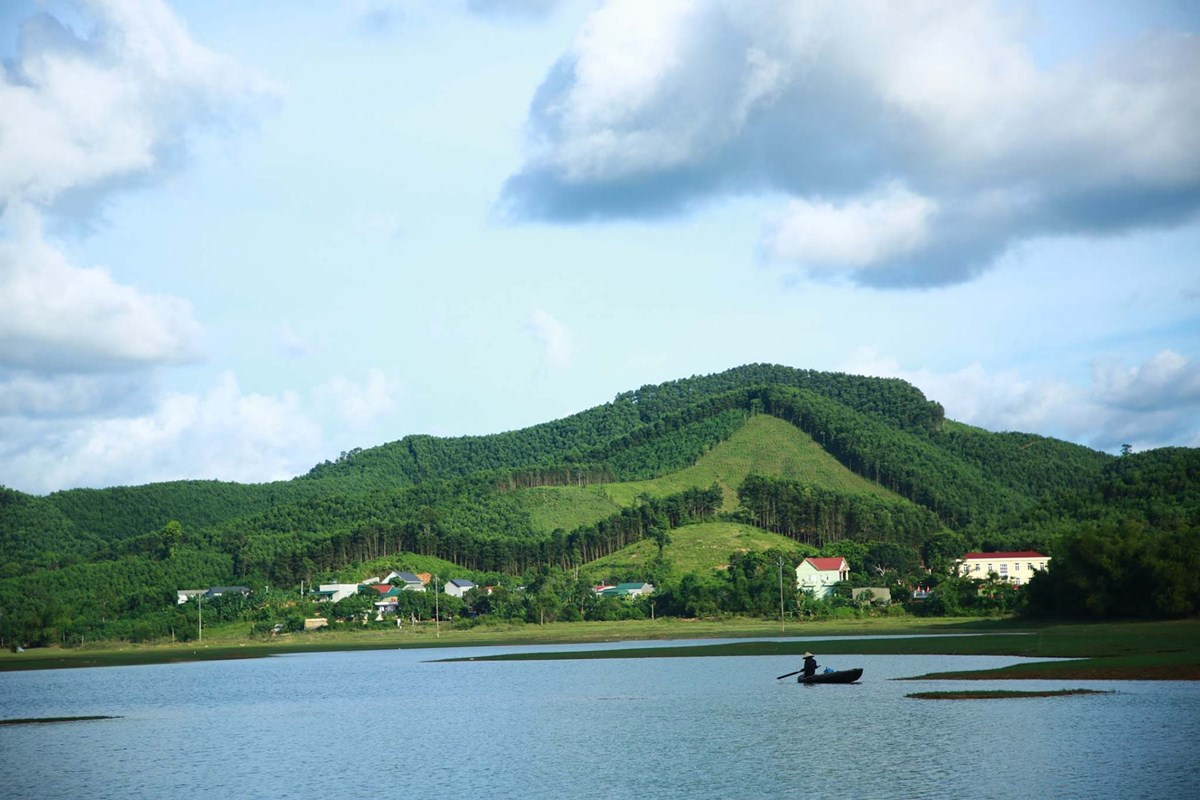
605 415 898 511
519 485 624 534
519 415 902 536
579 521 798 583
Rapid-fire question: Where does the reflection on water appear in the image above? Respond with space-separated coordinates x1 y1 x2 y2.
1 643 1196 799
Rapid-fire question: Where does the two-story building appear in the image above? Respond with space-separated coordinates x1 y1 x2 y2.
796 557 849 599
957 551 1050 585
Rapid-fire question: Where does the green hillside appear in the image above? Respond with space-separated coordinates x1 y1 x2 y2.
513 415 896 534
580 521 798 584
1 363 1196 646
602 414 898 511
519 485 624 534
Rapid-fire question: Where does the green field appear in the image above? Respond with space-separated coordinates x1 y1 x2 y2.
580 521 797 583
601 414 900 512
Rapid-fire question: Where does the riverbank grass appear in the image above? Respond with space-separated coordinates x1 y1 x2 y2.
2 617 1196 679
906 689 1113 700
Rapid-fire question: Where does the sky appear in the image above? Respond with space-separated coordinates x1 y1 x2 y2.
1 0 1198 495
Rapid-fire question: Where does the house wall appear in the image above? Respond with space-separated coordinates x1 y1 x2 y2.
796 562 846 599
317 583 360 603
958 555 1050 586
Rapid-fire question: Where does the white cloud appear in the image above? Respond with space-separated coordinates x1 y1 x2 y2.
1092 350 1200 412
0 372 324 494
0 0 273 209
0 205 203 372
526 307 573 368
504 0 1200 286
839 347 1200 452
761 182 937 270
314 368 402 427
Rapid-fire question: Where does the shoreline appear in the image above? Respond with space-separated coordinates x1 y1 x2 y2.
2 617 1196 680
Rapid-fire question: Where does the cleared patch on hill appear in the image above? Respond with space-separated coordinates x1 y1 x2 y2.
580 521 799 583
602 414 899 512
519 485 624 534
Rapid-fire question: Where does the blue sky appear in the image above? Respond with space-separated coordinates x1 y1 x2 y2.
1 0 1197 494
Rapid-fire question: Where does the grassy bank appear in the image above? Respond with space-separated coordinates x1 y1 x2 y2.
435 618 1200 681
0 616 962 671
1 617 1196 679
906 690 1112 700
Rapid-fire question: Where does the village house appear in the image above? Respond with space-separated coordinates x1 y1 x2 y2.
957 551 1050 586
315 583 361 603
598 582 654 598
796 557 850 599
385 572 426 592
204 586 250 599
444 578 476 598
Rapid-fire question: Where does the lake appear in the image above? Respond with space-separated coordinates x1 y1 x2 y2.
1 640 1196 799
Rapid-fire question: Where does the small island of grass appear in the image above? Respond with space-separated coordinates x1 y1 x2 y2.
0 715 120 726
907 689 1111 700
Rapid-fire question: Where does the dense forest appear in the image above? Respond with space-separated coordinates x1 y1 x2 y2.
1 364 1196 646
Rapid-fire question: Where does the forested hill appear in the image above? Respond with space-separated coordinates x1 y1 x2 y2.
1 363 1115 578
3 363 1198 643
300 364 946 488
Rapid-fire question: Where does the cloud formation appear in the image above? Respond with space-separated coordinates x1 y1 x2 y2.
501 0 1200 286
0 373 325 494
0 0 270 211
526 307 573 368
0 205 203 373
314 368 402 427
0 0 274 492
842 348 1200 452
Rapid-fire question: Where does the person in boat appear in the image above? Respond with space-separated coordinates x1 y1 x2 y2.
801 652 818 679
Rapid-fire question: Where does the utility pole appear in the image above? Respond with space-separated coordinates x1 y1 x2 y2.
778 557 785 633
198 593 203 642
434 576 440 639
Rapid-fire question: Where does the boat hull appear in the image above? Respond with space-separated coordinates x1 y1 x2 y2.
798 667 863 684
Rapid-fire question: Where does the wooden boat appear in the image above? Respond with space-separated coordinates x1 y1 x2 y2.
798 667 863 684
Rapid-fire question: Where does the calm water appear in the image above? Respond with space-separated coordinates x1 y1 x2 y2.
0 640 1196 799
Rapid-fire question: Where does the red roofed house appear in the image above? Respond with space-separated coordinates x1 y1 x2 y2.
796 557 850 599
957 551 1050 586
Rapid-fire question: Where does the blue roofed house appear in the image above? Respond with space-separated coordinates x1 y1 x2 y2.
384 571 426 592
444 578 477 598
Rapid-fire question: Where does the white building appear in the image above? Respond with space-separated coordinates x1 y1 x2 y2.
316 583 361 603
958 551 1050 586
598 582 654 598
444 578 477 598
796 557 849 599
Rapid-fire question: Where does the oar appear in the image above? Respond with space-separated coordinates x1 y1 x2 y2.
776 669 802 680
